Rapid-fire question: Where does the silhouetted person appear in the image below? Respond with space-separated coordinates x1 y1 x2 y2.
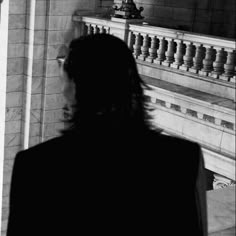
7 34 207 236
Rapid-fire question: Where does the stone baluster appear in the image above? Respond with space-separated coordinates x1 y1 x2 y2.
209 47 226 79
154 37 166 65
138 34 149 61
146 35 158 63
133 33 142 59
230 66 236 83
162 38 175 67
87 24 93 35
199 46 214 76
171 39 184 69
179 42 194 71
189 44 204 73
93 25 99 34
98 26 105 34
219 50 236 81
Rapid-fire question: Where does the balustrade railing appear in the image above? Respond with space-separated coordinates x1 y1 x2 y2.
128 24 236 83
73 15 236 87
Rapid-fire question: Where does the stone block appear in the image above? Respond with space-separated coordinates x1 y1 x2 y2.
3 159 14 173
31 76 43 94
30 109 41 124
173 8 193 22
4 133 21 147
6 92 23 108
35 15 47 30
45 60 60 77
182 119 222 151
1 219 8 232
24 59 45 77
5 120 21 134
4 146 21 160
153 6 173 18
2 196 10 209
49 0 91 16
29 122 41 137
31 94 42 109
25 44 45 60
25 29 46 45
151 107 184 134
45 76 62 94
48 15 73 30
44 94 65 110
46 44 63 60
26 0 46 16
221 131 235 157
43 122 64 137
47 30 74 46
5 107 23 121
3 170 12 185
9 0 26 14
29 136 41 148
8 29 25 44
7 44 25 58
7 75 24 92
7 58 24 75
2 207 9 221
8 14 26 29
44 109 64 123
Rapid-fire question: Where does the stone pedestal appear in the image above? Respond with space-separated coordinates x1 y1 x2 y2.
110 17 143 42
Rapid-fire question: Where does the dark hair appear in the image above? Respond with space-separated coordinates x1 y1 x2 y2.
62 34 153 134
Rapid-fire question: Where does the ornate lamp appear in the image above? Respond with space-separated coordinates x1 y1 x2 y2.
112 0 144 19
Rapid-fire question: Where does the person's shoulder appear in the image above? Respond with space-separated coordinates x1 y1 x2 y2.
15 135 72 161
149 129 200 149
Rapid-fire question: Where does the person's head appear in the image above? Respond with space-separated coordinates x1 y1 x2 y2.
60 34 152 133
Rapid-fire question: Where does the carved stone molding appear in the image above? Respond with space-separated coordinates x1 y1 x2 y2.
213 173 236 190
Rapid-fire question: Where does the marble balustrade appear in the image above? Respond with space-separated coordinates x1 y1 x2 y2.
73 14 236 101
72 14 235 186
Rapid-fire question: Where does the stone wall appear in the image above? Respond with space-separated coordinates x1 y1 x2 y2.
114 0 236 39
1 0 97 235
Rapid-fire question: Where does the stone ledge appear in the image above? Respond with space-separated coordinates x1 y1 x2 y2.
138 60 235 101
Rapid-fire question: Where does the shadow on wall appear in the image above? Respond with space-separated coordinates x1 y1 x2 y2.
133 0 236 39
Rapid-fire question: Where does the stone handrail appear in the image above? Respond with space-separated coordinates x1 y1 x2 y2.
128 24 236 84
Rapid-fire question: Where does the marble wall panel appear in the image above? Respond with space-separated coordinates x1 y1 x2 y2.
30 109 41 123
8 14 26 30
28 135 40 147
48 15 73 30
31 94 43 109
5 108 23 122
7 44 25 58
6 92 23 108
9 0 27 14
4 133 21 147
7 58 24 75
45 60 60 77
5 121 21 134
43 122 64 137
44 109 64 123
4 146 21 160
26 0 47 16
44 94 65 110
29 122 41 137
8 29 25 44
6 75 24 93
45 76 62 94
31 76 44 94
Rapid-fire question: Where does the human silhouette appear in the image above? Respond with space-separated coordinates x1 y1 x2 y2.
7 34 207 235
